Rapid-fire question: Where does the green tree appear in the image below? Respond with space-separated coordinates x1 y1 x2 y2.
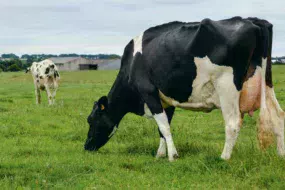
1 53 19 59
7 63 21 72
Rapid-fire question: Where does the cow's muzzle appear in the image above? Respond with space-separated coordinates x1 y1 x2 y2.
84 138 98 151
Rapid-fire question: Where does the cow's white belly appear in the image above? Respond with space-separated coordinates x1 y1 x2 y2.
159 82 220 112
159 56 235 112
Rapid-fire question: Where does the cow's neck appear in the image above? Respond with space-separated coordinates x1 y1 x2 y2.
107 73 139 125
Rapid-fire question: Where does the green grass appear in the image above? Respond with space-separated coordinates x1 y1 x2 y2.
1 67 285 189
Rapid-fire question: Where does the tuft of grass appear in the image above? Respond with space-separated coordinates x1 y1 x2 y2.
1 67 285 189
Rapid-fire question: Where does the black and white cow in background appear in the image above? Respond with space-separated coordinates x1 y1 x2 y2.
85 17 285 161
26 59 60 105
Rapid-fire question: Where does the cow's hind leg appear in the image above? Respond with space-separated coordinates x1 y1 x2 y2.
45 85 53 105
215 73 242 160
156 106 175 158
259 86 285 156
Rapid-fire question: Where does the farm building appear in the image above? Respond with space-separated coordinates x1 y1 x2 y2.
48 57 121 71
272 58 285 64
48 57 98 71
97 59 121 70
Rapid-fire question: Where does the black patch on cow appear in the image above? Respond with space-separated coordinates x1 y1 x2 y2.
40 85 45 90
37 80 39 83
45 67 50 74
36 74 39 78
40 76 43 79
50 65 55 69
54 71 59 78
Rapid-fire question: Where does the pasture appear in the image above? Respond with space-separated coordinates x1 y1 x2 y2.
1 66 285 189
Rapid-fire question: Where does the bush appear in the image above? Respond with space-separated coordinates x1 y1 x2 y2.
7 63 22 72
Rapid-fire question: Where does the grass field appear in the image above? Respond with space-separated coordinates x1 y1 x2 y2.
1 66 285 189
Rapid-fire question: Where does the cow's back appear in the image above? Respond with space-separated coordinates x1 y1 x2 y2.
131 17 258 104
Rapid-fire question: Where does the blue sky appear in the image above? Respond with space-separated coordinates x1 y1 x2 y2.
0 0 284 56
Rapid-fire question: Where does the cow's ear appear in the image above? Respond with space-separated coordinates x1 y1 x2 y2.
97 96 108 111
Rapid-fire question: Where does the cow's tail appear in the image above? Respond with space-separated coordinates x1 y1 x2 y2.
257 23 285 155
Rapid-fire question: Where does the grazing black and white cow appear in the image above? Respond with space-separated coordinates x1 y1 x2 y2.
85 17 285 161
27 59 60 105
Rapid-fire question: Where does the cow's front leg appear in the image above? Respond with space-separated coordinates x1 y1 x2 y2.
156 106 175 158
215 73 242 160
51 87 58 104
131 53 177 161
154 110 178 161
35 87 41 104
45 85 53 105
141 90 178 161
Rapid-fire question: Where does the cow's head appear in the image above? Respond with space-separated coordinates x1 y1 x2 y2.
84 96 117 151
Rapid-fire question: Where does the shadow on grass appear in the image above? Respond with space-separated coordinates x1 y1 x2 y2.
95 141 218 159
0 107 9 112
0 98 13 103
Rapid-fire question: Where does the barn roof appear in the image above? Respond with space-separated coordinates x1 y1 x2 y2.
48 57 82 64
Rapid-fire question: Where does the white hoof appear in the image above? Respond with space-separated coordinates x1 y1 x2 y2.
221 153 231 160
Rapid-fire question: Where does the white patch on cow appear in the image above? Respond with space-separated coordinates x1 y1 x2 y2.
154 111 178 161
108 125 118 138
260 58 267 109
261 58 267 77
143 104 153 118
133 33 143 56
159 56 234 111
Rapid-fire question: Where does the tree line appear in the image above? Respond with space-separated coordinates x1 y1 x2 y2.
0 53 121 72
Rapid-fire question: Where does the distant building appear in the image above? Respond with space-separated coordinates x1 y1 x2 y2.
48 57 121 71
272 58 285 64
48 57 98 71
97 59 121 70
